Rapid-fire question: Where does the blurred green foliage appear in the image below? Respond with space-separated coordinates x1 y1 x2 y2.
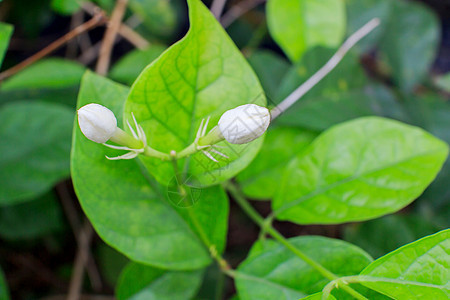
0 0 448 299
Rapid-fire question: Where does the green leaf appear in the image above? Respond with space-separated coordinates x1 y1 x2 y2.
0 22 13 68
360 229 450 299
0 102 73 205
345 0 392 52
236 127 317 199
110 45 166 86
247 50 291 102
379 0 439 92
1 58 85 90
0 267 9 300
0 192 65 240
273 117 449 224
236 236 373 300
128 0 177 38
266 0 346 62
116 262 204 300
125 0 266 186
344 214 440 259
72 71 229 270
51 0 81 15
0 58 85 107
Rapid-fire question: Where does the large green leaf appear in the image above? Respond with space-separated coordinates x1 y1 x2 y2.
0 58 85 107
273 117 449 224
266 0 346 62
344 214 440 259
360 229 450 299
236 236 373 300
0 192 65 240
125 0 266 187
0 267 9 300
0 22 13 68
72 71 229 270
116 262 204 300
236 127 317 200
110 45 166 86
379 0 439 92
0 101 73 205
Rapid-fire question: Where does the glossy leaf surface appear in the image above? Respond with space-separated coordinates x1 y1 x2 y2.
125 0 266 186
237 127 317 199
360 229 450 299
274 117 449 224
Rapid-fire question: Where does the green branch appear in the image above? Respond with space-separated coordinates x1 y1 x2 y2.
224 181 368 300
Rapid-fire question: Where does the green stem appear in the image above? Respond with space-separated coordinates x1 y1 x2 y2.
224 181 367 300
169 157 231 272
322 276 369 300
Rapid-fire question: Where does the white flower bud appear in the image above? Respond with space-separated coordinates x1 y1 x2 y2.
218 104 270 144
77 103 117 143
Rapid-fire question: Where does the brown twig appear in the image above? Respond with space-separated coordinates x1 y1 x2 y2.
82 2 150 50
66 11 85 58
67 220 95 300
271 18 381 120
95 0 129 75
210 0 228 19
118 24 150 49
56 182 102 292
221 0 266 28
0 12 106 82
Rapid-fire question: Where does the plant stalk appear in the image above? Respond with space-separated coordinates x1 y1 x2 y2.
224 181 368 300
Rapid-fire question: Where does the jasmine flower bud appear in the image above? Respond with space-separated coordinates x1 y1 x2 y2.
218 104 270 144
77 103 118 143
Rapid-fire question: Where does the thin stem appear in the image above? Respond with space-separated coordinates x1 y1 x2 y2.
322 276 370 300
0 13 106 81
83 2 150 50
224 181 368 300
67 220 95 300
96 0 129 75
270 18 380 120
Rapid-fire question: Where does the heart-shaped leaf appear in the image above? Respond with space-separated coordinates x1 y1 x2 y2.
124 0 266 187
71 71 229 270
